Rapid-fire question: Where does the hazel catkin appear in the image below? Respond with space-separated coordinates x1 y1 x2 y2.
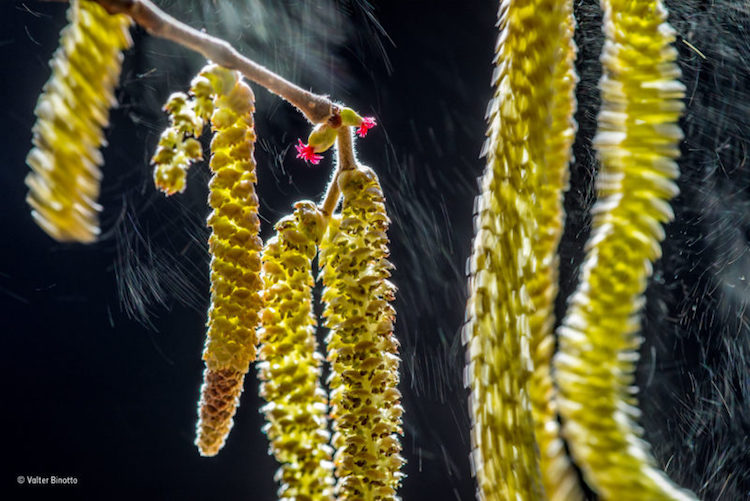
258 201 335 500
191 65 263 457
26 0 132 243
553 2 696 499
320 166 404 500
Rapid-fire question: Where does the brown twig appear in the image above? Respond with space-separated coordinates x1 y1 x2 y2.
86 0 334 123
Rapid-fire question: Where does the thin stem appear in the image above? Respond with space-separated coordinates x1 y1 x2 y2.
87 0 334 123
319 171 340 218
336 127 357 172
319 127 357 216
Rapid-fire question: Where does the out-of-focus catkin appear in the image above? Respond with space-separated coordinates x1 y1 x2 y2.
525 2 583 500
553 1 696 500
463 1 573 499
258 201 334 501
320 166 404 500
188 65 263 457
25 0 132 243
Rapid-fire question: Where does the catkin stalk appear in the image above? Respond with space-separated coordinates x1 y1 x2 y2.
553 1 696 499
320 165 404 500
257 201 335 500
26 0 132 243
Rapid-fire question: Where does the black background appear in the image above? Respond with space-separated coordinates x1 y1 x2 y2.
1 1 748 500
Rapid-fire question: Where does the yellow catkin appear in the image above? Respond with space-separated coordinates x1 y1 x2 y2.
152 91 206 195
25 0 132 243
463 0 571 499
553 1 696 500
258 201 335 501
525 2 583 500
320 166 404 500
191 65 263 457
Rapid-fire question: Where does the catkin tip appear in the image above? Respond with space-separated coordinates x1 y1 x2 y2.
195 368 246 456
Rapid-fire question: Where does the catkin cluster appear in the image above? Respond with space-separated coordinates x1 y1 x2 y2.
554 2 695 500
154 64 263 457
320 166 404 500
464 1 575 499
258 201 335 500
151 64 404 493
24 2 405 496
26 0 132 243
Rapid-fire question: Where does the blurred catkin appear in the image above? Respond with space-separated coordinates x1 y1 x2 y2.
258 201 335 500
525 1 583 500
320 166 404 500
186 65 263 457
553 1 696 499
25 0 132 243
463 0 574 499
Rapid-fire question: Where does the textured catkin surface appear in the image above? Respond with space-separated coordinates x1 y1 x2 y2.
152 91 206 195
554 1 695 499
257 201 335 500
192 66 264 457
320 166 404 500
25 0 132 243
524 1 583 500
463 1 570 499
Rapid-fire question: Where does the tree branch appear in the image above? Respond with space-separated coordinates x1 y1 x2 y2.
87 0 335 124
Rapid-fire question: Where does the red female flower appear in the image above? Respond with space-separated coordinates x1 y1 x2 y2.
356 116 377 138
295 139 323 165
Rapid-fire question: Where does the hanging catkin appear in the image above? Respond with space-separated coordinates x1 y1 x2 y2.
553 1 696 499
524 1 583 500
186 65 263 457
26 0 132 242
152 91 205 195
320 165 404 500
463 0 573 499
257 201 335 500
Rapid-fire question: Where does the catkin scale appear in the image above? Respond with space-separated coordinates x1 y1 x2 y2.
186 66 263 457
25 0 132 243
258 201 335 501
553 1 696 500
464 1 575 500
320 166 404 500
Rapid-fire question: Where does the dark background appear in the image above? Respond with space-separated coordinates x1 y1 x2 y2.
1 1 748 500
